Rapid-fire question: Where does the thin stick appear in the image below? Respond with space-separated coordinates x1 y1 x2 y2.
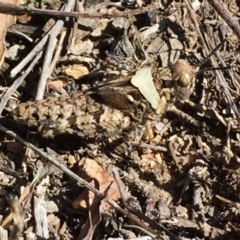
0 124 103 196
0 1 161 19
49 30 66 71
35 36 57 100
208 0 240 40
1 167 47 228
0 51 42 115
184 0 240 119
35 0 75 100
184 0 209 56
10 35 48 78
0 124 184 239
7 29 33 42
130 142 167 152
0 1 79 18
35 30 66 100
194 41 224 68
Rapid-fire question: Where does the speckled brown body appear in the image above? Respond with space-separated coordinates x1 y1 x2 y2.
11 92 130 138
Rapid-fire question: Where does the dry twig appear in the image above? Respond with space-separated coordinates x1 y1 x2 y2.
0 1 162 19
35 0 75 100
0 124 183 239
0 51 42 115
208 0 240 40
184 0 240 119
1 167 47 228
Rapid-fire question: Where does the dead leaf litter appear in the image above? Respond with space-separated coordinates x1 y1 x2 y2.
0 0 240 239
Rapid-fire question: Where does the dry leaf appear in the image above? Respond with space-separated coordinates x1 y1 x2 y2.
47 213 60 230
156 95 167 115
136 0 142 7
64 64 89 80
17 14 31 24
1 167 47 228
5 44 24 60
131 67 160 111
0 0 17 67
47 80 65 89
142 121 155 140
45 201 59 213
78 197 103 240
69 39 93 55
169 38 184 51
191 0 201 11
68 155 76 166
7 195 24 240
73 158 121 211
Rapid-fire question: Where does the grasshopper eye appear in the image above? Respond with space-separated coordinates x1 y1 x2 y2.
126 94 135 103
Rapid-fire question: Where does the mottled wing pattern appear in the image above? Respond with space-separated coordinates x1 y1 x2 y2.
10 91 131 138
96 87 135 111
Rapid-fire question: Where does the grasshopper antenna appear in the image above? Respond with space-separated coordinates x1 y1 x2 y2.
195 40 229 74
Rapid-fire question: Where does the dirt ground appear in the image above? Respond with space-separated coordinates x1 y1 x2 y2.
0 0 240 239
